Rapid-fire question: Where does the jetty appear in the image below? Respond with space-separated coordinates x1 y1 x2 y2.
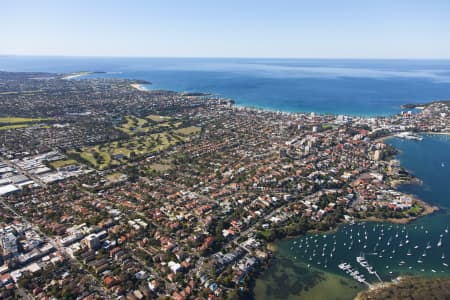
338 262 372 288
357 254 384 284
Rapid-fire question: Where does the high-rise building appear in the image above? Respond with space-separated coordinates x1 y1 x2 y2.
0 232 18 258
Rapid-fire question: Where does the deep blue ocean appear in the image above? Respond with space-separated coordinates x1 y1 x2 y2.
1 56 450 116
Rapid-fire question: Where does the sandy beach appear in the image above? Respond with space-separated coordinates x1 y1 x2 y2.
62 72 93 80
130 83 148 91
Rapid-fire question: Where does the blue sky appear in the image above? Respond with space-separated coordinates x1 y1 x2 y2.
2 0 450 58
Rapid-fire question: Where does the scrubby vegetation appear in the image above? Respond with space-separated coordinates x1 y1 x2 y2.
357 277 450 300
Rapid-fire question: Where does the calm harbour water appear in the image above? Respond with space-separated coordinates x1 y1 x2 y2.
254 134 450 300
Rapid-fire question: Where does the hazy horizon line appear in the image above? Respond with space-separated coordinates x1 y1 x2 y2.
2 53 450 61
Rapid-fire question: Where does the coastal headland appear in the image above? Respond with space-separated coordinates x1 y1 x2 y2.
355 276 450 300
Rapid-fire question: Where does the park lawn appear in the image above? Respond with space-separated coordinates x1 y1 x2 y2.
118 115 184 136
174 126 201 136
153 122 175 130
147 114 171 122
117 116 152 135
0 124 29 130
111 146 132 157
0 117 53 124
117 116 142 134
96 146 114 169
71 124 200 170
171 121 183 128
404 204 423 216
0 90 42 95
79 151 99 167
136 116 148 127
106 172 127 182
50 159 78 169
322 124 335 129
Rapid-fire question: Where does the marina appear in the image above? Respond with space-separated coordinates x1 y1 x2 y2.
288 220 449 286
255 134 450 300
338 262 369 287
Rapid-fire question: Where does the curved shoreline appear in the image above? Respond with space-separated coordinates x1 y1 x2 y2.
374 131 450 143
130 83 149 91
254 133 446 300
353 279 399 300
357 199 439 225
257 201 441 300
354 275 450 300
